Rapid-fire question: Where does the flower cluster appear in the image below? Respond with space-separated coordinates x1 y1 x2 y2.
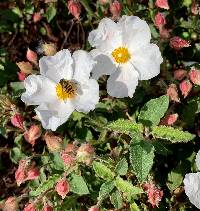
21 16 163 131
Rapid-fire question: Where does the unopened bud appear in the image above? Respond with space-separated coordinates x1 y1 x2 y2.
99 0 109 5
42 43 57 56
24 125 41 146
17 71 26 81
11 113 24 130
26 48 38 65
110 0 122 19
191 1 199 15
173 69 187 80
159 28 170 39
44 132 62 152
88 206 100 211
33 12 42 23
170 36 190 51
67 0 81 20
23 202 38 211
155 0 169 9
55 178 70 199
154 12 166 29
189 68 200 85
179 80 192 98
3 197 19 211
16 62 33 74
42 204 53 211
166 84 180 102
160 113 178 126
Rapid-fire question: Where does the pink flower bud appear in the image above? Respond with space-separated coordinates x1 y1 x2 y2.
160 113 178 126
24 125 41 146
61 151 76 166
26 48 38 65
170 36 190 51
88 206 100 211
166 84 180 102
42 204 53 211
76 143 95 165
17 71 26 81
191 1 199 15
3 197 18 211
16 61 33 74
110 0 122 19
44 132 62 152
154 12 166 29
189 68 200 85
155 0 169 9
55 178 70 199
173 69 187 80
159 28 170 39
11 113 24 130
179 80 192 98
33 12 42 23
24 203 38 211
99 0 109 5
67 0 81 20
143 182 163 208
26 164 40 181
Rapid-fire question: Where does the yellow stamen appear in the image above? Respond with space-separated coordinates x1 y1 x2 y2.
56 79 77 101
112 47 131 64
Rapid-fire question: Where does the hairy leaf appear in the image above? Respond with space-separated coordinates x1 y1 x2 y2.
98 181 115 199
115 158 128 176
110 189 123 209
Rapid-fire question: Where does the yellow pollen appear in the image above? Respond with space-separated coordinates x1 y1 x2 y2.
56 79 77 101
111 47 131 64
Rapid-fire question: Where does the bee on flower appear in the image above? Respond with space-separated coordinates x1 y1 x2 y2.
88 16 163 98
21 49 99 131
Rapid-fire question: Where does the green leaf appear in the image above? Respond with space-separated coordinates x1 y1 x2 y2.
50 153 65 170
115 158 128 176
152 141 172 156
69 174 89 195
151 126 195 143
138 95 169 126
129 139 155 182
98 181 115 199
110 189 123 209
106 119 143 136
93 161 115 181
14 134 23 149
46 6 56 22
10 147 25 164
114 177 143 196
30 174 60 197
130 202 140 211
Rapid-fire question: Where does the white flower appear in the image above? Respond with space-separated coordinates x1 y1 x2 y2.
88 15 163 98
183 150 200 209
21 49 99 131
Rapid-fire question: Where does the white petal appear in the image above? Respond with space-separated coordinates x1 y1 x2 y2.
21 75 56 105
39 49 73 83
72 50 96 83
72 79 99 112
35 101 74 131
118 15 151 51
184 172 200 209
132 44 163 80
107 63 139 98
90 49 116 80
88 18 122 53
196 150 200 171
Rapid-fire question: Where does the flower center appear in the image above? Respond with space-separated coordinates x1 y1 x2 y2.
56 79 77 101
111 47 131 64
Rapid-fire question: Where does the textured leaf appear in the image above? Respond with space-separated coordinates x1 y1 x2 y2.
110 189 123 209
69 174 89 195
114 177 143 196
93 161 115 181
138 95 169 126
10 147 25 164
152 126 195 143
106 119 143 136
98 181 115 199
153 141 172 156
130 140 155 182
130 202 140 211
30 174 60 197
115 158 128 176
46 5 56 22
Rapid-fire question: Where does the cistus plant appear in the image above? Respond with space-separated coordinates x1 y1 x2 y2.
0 0 199 210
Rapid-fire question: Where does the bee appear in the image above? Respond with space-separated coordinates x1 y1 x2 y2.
59 79 76 98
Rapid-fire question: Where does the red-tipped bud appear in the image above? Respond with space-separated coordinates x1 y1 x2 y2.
160 113 178 126
26 48 38 65
24 125 41 146
67 0 81 20
55 178 70 199
44 132 62 152
23 203 38 211
33 12 42 23
189 68 200 85
170 36 190 51
88 206 100 211
155 0 169 9
16 61 33 74
110 0 122 19
166 84 180 102
179 80 192 98
42 204 53 211
3 197 18 211
173 69 187 80
17 71 26 81
76 143 95 165
11 113 24 130
154 12 166 29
